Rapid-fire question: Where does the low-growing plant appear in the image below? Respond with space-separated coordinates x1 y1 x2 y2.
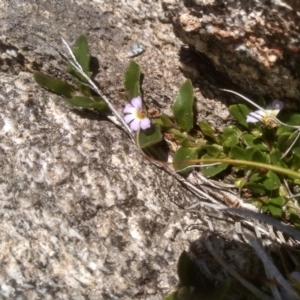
163 250 230 300
34 35 108 111
118 60 300 229
119 60 300 299
33 34 300 299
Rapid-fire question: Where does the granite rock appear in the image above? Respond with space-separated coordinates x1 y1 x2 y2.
0 0 203 299
163 0 300 102
0 0 291 299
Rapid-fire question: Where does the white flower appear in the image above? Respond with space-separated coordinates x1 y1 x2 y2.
246 100 284 127
123 96 151 131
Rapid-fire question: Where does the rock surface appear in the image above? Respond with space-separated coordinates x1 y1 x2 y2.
163 0 300 103
0 0 210 299
0 0 294 299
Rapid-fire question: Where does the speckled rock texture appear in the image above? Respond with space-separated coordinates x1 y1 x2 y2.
0 1 208 299
163 0 300 102
0 0 290 299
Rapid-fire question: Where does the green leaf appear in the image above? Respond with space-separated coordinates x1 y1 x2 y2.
288 207 300 227
291 153 300 171
177 251 196 287
177 287 193 300
242 134 254 147
259 200 268 212
229 146 247 160
235 177 248 192
245 197 264 208
229 104 252 128
263 171 281 190
163 291 177 300
280 113 300 126
199 121 218 142
251 149 269 163
152 114 174 128
251 128 262 139
173 147 198 174
270 148 284 167
276 125 294 136
292 147 300 155
202 154 229 177
249 172 263 182
221 126 239 147
124 60 141 99
202 163 229 177
136 125 162 149
68 35 92 82
172 80 194 132
33 72 74 98
241 133 268 151
65 96 108 110
77 82 92 97
279 184 289 197
277 132 292 151
203 145 223 157
278 131 300 152
180 139 192 148
245 147 257 158
268 196 285 217
245 182 266 194
170 129 194 145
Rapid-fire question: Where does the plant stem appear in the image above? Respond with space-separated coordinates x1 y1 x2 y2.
186 158 300 179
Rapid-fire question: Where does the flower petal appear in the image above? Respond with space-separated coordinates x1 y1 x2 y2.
123 103 135 114
265 100 284 117
246 115 259 123
131 96 142 109
246 111 265 123
124 113 135 124
268 100 284 111
266 110 280 118
140 118 151 130
129 118 141 131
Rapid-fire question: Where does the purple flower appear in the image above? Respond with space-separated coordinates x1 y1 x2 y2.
246 100 284 127
123 96 151 131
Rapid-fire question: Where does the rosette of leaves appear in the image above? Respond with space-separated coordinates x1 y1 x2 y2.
33 35 107 111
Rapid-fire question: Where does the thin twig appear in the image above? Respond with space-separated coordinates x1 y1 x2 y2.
60 37 133 137
22 26 133 138
175 162 221 173
281 131 300 159
224 208 300 241
245 233 299 300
